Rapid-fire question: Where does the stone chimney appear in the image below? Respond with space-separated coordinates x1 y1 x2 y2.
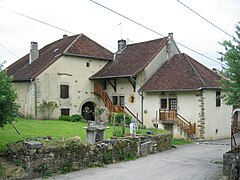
117 39 127 53
168 32 173 41
63 34 68 38
166 33 175 60
29 42 39 64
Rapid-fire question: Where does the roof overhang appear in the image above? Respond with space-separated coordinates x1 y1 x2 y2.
13 79 32 82
140 87 221 92
63 53 113 61
140 89 199 93
90 75 132 80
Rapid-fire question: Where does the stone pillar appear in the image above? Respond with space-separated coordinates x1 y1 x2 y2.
198 91 205 139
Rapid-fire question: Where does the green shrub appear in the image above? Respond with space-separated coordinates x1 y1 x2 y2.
58 115 70 121
39 100 58 119
113 126 124 137
0 162 6 177
69 114 84 122
138 123 146 129
113 112 132 126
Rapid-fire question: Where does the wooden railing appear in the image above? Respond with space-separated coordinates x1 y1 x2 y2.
94 84 141 124
124 106 142 124
159 109 196 136
94 84 124 113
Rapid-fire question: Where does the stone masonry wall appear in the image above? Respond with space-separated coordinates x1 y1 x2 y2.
7 134 171 177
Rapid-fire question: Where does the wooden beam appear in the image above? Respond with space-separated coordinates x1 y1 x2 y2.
128 77 136 92
108 79 117 92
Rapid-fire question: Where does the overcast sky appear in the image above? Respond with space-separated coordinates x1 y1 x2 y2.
0 0 240 69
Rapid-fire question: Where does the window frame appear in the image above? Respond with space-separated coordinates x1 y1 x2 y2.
61 108 70 116
216 90 221 107
160 99 167 109
60 84 69 99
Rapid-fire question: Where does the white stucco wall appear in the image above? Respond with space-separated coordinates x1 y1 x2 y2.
142 90 232 140
144 46 168 82
14 82 35 118
203 90 232 140
15 55 109 119
105 78 142 122
143 41 179 83
142 93 160 127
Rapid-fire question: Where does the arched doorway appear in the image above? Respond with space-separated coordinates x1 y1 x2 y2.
82 102 95 121
232 108 240 134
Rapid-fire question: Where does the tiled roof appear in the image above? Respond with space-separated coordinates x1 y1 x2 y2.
7 34 113 81
90 37 168 79
140 53 221 92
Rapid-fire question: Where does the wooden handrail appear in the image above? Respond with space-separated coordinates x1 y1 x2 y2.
124 106 142 124
94 84 124 114
159 109 196 136
94 84 113 112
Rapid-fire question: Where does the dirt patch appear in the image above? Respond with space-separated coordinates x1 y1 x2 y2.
0 156 26 179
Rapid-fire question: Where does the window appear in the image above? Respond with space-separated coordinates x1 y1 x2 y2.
216 91 221 107
112 96 118 105
119 96 125 107
169 98 177 110
86 62 90 67
61 108 69 116
130 95 134 103
112 96 125 107
60 85 69 99
160 99 167 109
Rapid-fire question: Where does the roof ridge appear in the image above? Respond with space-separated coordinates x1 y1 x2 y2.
128 36 167 46
63 34 82 54
183 53 206 86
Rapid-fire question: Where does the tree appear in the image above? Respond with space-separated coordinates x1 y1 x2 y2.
39 100 58 119
0 69 20 127
219 22 240 106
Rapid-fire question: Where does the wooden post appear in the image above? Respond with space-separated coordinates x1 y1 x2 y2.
123 114 126 136
113 113 116 135
11 122 20 135
156 111 158 124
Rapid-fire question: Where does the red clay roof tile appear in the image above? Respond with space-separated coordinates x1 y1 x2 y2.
140 53 221 91
90 37 167 79
7 34 113 81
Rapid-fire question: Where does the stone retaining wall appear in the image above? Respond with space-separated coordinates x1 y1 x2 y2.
223 147 240 179
7 134 171 177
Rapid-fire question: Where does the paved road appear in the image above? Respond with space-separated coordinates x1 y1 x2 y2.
44 138 232 180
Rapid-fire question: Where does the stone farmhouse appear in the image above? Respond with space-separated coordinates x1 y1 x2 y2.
7 33 232 140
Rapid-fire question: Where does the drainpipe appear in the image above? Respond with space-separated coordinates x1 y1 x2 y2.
30 79 37 119
140 91 144 125
34 82 37 119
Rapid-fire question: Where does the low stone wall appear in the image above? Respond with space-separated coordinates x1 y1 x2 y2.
7 134 171 177
223 147 240 178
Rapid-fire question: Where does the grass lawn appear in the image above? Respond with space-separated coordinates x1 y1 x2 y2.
0 118 99 152
171 138 192 145
0 118 189 153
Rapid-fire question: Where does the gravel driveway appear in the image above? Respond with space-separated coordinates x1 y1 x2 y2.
42 138 232 180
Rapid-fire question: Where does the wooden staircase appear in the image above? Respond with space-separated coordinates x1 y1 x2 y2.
94 84 124 113
94 84 142 124
159 110 196 136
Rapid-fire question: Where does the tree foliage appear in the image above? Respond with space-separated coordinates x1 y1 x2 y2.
0 70 19 127
219 22 240 106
